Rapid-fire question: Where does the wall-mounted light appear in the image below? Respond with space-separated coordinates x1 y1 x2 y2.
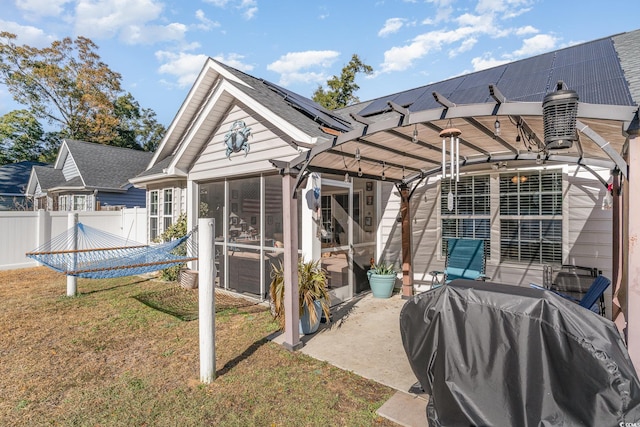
511 175 528 184
412 124 419 143
494 118 501 137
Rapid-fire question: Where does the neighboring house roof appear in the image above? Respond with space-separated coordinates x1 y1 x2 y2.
0 161 48 196
27 140 153 195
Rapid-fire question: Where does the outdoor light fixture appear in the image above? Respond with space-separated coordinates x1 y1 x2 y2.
542 85 579 150
511 175 528 184
536 153 543 165
358 166 363 177
344 172 350 183
355 147 361 161
494 118 501 137
412 124 419 143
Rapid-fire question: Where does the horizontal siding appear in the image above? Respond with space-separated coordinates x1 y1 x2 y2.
96 187 147 209
377 166 613 288
189 105 301 181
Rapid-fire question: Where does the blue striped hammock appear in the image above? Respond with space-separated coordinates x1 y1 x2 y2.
26 223 197 279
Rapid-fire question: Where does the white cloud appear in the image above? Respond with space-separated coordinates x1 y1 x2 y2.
0 20 56 47
515 25 538 36
194 9 220 31
512 33 558 57
15 0 71 17
267 51 340 86
470 54 509 71
156 51 210 88
203 0 258 20
378 18 406 37
212 53 254 72
74 0 188 45
449 37 477 57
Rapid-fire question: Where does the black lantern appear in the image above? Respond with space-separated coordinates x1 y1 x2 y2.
542 88 579 150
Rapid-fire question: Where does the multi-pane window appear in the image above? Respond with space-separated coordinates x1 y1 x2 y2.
149 190 159 241
58 196 68 211
72 195 86 211
163 189 173 231
499 170 562 264
441 175 490 257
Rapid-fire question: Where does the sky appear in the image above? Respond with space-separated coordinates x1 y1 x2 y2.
1 0 638 128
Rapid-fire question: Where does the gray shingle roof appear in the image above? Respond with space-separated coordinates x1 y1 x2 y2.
64 140 153 189
31 165 66 190
213 60 346 138
134 154 174 179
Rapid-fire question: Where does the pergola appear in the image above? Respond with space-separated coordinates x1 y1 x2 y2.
272 34 640 372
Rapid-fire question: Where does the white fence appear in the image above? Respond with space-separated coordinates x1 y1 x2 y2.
0 208 147 271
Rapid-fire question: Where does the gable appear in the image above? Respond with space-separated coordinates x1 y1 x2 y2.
189 105 302 181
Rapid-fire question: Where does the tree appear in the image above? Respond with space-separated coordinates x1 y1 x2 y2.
0 32 164 150
312 54 373 110
0 110 44 165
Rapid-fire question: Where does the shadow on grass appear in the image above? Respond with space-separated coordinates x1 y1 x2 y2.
216 337 269 378
134 287 260 321
80 278 153 295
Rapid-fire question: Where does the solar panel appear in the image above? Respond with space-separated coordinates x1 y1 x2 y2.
261 79 352 132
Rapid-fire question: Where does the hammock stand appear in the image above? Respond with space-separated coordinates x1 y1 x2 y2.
26 221 198 279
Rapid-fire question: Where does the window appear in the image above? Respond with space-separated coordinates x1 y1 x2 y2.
149 190 159 241
499 170 562 264
72 195 86 211
441 175 491 257
58 196 68 211
163 189 173 231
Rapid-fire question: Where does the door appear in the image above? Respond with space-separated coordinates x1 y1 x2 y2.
320 178 373 305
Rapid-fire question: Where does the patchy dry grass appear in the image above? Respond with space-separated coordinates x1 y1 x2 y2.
0 267 398 426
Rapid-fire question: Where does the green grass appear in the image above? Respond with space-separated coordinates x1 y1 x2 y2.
0 268 399 427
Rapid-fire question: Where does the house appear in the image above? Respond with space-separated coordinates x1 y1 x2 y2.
131 29 640 357
27 139 153 212
0 161 48 210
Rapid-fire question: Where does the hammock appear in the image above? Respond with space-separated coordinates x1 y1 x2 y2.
26 223 198 279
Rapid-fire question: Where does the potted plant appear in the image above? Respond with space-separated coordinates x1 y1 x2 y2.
367 262 397 298
270 258 331 335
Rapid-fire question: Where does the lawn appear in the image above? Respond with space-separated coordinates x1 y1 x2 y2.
0 267 399 426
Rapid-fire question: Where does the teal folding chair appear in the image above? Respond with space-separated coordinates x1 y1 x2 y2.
430 238 488 289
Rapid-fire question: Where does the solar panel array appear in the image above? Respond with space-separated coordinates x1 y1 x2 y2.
358 36 634 117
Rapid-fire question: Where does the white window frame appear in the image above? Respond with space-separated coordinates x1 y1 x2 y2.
149 190 159 241
440 174 491 258
498 169 563 265
163 188 173 232
72 195 86 211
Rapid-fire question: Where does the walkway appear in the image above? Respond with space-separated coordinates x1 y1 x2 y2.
272 292 429 427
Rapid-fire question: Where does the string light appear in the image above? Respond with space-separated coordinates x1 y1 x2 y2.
381 161 386 181
412 124 419 143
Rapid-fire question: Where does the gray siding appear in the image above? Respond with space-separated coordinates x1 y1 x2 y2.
96 187 147 209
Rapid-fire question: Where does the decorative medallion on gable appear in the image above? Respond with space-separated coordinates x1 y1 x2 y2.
224 120 252 159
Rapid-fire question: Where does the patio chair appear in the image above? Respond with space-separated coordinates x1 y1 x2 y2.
530 275 611 316
430 238 488 289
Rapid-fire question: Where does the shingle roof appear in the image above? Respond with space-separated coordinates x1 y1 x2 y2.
0 161 47 195
134 154 174 179
31 165 66 190
64 140 154 190
213 60 346 137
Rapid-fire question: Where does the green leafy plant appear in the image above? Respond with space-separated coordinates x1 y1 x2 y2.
269 259 331 330
370 262 397 275
155 212 188 281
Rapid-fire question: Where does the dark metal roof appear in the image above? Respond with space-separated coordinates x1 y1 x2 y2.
359 35 635 117
0 161 47 195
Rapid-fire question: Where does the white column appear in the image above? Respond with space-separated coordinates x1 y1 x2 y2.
625 132 640 375
66 212 78 296
198 218 216 383
300 173 321 263
282 171 302 351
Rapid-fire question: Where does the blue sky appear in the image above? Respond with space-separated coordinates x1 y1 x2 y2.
1 0 638 127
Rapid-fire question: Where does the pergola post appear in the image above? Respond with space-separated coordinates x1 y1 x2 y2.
400 185 413 298
198 218 216 383
625 131 640 375
282 170 302 351
66 212 78 297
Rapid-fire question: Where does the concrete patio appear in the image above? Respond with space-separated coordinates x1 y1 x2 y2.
272 291 429 427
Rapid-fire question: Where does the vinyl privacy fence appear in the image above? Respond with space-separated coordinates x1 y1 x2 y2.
0 208 147 271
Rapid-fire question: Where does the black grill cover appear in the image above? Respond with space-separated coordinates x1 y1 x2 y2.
400 279 640 426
